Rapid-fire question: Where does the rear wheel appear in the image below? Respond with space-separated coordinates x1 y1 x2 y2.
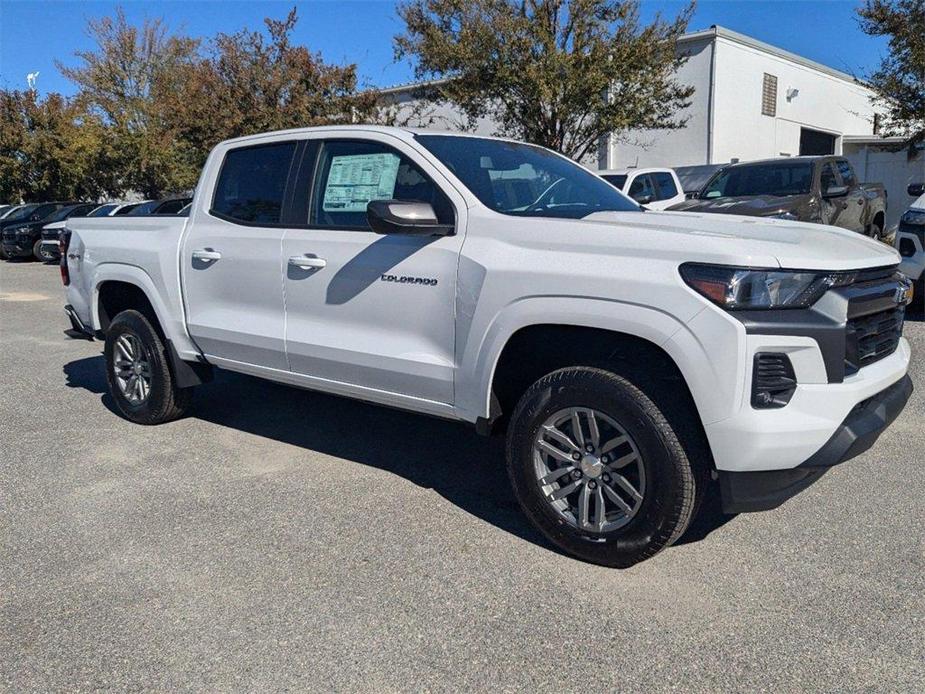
506 367 700 567
104 310 191 424
0 245 8 261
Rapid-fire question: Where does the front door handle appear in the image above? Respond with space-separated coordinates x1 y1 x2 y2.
288 255 327 269
192 249 222 262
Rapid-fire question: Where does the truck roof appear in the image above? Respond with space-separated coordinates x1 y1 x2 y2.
217 124 525 148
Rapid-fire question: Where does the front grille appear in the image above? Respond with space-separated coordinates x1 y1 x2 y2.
842 267 906 375
2 230 17 243
846 305 905 374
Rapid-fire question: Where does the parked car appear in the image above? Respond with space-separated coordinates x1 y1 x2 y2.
39 202 128 262
0 202 81 260
62 126 912 567
669 156 888 239
126 197 192 216
598 168 686 210
897 182 925 310
4 203 97 261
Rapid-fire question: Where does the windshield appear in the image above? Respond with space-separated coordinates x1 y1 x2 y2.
602 174 628 190
702 162 813 199
89 204 117 217
415 135 639 219
5 204 39 221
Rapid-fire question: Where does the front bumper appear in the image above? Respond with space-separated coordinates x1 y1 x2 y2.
719 374 913 512
2 238 35 257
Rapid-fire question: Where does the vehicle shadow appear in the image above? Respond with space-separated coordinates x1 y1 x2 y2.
63 356 735 558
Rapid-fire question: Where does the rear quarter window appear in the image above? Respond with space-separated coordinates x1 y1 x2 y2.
212 142 297 224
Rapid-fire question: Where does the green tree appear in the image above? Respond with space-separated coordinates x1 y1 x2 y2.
165 8 378 163
859 0 925 146
0 89 117 202
395 0 695 161
57 8 202 197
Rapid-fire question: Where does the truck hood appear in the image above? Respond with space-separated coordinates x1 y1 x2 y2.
580 210 899 271
668 194 807 217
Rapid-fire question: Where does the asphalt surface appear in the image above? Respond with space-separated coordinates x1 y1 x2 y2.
2 261 923 692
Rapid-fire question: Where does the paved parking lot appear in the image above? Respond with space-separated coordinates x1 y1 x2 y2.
2 260 923 692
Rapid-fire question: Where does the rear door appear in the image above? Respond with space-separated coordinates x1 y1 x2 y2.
181 140 297 370
280 134 466 405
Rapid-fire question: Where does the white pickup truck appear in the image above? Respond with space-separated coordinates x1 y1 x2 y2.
62 126 914 567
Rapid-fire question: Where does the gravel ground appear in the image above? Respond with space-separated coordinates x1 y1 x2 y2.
2 261 923 692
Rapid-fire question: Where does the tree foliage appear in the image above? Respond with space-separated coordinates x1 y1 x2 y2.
0 90 118 202
859 0 925 145
2 6 375 202
395 0 695 161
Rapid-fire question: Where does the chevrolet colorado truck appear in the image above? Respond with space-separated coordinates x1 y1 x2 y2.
61 127 914 567
670 156 888 241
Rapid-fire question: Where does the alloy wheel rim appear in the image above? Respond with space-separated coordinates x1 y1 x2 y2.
533 407 646 535
112 333 152 405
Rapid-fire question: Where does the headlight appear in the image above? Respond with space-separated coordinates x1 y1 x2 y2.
772 211 799 221
680 263 855 310
900 209 925 226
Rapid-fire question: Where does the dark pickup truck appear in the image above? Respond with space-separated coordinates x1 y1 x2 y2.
669 156 888 240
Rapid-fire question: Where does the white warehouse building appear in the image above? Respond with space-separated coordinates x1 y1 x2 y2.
381 25 879 171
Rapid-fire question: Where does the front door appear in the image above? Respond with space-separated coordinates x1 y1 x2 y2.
280 136 466 404
182 141 296 370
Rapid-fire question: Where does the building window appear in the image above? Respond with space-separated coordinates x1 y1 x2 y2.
762 73 778 117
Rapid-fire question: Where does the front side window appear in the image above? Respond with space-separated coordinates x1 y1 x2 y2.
415 134 638 219
703 162 813 199
628 175 656 202
653 172 679 199
820 164 838 193
212 142 297 224
836 160 856 186
309 140 453 229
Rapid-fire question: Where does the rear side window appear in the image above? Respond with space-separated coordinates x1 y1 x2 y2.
836 160 856 186
213 142 297 224
309 140 453 230
653 172 679 200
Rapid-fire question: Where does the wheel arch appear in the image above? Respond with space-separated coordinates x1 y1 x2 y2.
90 263 200 358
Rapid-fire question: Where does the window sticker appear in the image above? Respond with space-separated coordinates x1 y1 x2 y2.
322 153 400 212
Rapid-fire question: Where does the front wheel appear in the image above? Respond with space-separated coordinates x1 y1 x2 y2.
506 367 700 567
104 310 192 424
35 240 55 262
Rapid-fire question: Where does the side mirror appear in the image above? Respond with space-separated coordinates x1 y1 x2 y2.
366 200 454 236
632 194 653 205
823 185 849 199
908 183 924 197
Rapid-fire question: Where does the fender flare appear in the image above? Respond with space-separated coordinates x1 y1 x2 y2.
91 263 202 359
456 296 726 424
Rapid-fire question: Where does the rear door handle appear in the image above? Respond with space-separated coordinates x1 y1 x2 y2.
192 249 222 262
288 255 327 269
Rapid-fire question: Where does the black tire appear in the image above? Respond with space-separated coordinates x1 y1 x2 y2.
506 367 700 568
104 310 191 424
35 239 54 263
0 245 8 261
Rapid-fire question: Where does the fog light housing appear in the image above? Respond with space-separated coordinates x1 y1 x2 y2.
752 353 797 409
